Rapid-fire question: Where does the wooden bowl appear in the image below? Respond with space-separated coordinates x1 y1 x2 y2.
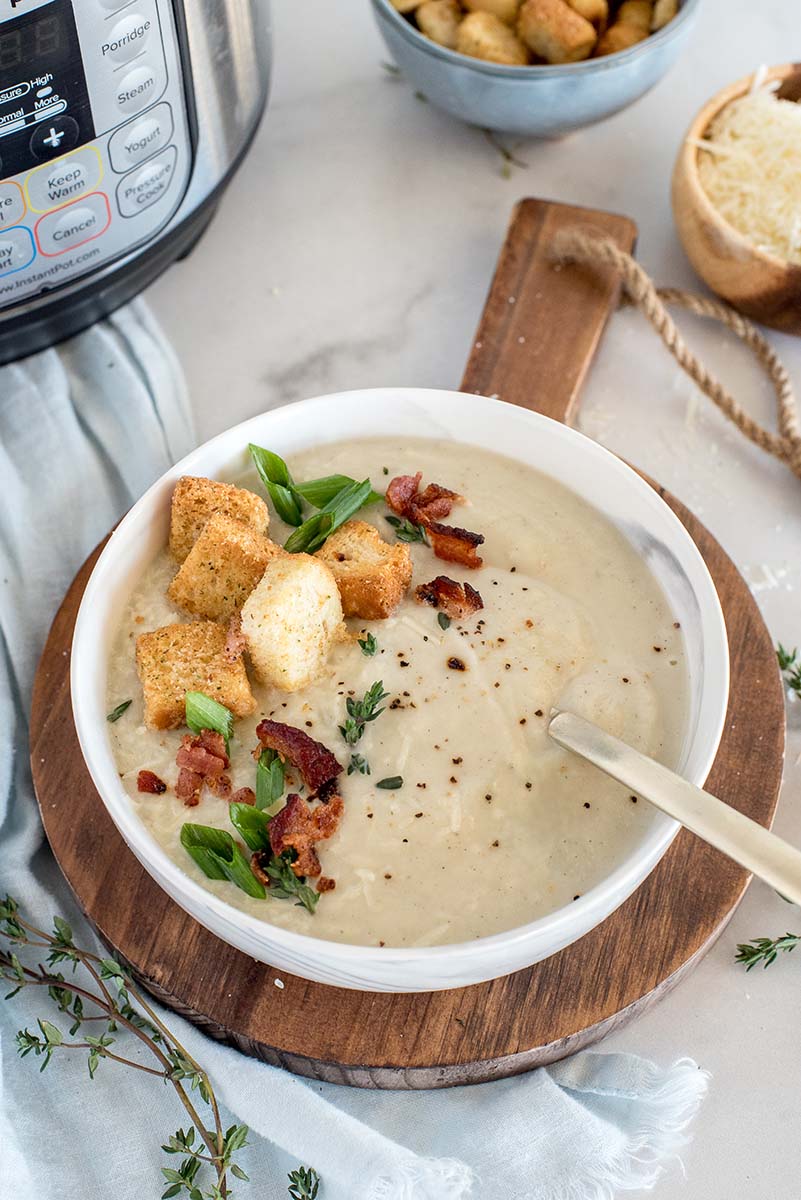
672 63 801 334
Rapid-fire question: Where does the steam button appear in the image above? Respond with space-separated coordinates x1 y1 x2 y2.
116 64 159 115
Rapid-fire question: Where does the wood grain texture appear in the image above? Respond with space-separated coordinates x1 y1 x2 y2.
672 64 801 335
29 198 786 1089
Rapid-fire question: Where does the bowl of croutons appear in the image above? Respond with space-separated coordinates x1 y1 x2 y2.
372 0 699 136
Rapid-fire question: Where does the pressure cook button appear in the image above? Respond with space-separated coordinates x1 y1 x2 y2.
0 181 25 227
0 226 34 276
35 192 111 256
102 13 152 64
116 64 159 115
109 101 173 173
116 144 177 216
29 115 80 161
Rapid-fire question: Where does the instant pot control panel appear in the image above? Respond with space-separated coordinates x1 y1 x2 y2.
0 0 192 309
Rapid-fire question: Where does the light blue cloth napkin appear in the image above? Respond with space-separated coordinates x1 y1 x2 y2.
0 303 708 1200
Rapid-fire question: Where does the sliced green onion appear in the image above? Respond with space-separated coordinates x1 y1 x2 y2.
106 699 132 723
256 748 285 811
297 475 383 509
248 443 304 525
185 692 234 751
180 824 265 899
376 776 403 790
285 478 374 554
437 612 451 631
229 803 272 852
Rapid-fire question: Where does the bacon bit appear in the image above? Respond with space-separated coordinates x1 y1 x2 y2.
175 730 230 805
386 473 483 568
224 611 247 663
231 786 256 806
415 575 484 619
255 720 342 795
317 876 336 893
386 472 422 516
137 769 167 794
269 793 345 878
251 850 270 886
176 767 202 807
427 522 484 568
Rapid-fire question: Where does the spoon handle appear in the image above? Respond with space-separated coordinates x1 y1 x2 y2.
548 710 801 907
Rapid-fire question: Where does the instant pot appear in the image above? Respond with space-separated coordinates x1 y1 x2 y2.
0 0 270 363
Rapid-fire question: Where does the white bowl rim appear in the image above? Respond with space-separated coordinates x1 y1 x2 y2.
372 0 702 79
71 386 729 971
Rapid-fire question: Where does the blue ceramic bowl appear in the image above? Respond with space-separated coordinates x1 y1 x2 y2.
371 0 701 137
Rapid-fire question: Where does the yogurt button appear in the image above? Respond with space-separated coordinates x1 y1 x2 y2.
116 64 159 115
109 102 173 172
0 227 34 275
102 13 152 64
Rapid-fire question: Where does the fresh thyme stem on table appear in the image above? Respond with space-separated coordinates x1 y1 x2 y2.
0 896 320 1199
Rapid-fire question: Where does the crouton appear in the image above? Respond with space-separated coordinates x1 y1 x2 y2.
240 554 344 692
517 0 595 62
316 520 412 620
169 476 269 563
565 0 607 26
167 513 284 621
456 11 530 64
417 0 463 48
594 15 647 54
616 0 652 30
136 622 256 730
462 0 521 27
650 0 677 30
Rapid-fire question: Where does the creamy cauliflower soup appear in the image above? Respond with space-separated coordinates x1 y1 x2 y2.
107 437 688 948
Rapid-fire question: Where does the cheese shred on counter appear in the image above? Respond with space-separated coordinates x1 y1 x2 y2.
695 87 801 265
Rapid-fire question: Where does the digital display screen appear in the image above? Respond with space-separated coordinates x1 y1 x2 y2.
0 0 94 177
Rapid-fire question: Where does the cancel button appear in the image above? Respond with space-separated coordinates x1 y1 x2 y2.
35 192 111 256
116 144 177 217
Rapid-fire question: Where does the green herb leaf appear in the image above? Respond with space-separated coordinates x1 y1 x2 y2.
229 803 272 852
358 632 377 657
185 692 234 751
339 680 389 746
285 478 374 554
385 514 429 544
735 932 800 970
376 776 403 790
256 747 285 811
348 753 371 776
266 852 319 913
437 612 451 631
38 1018 63 1045
296 474 383 509
249 443 304 525
180 824 265 899
288 1165 321 1199
777 641 801 699
106 699 132 723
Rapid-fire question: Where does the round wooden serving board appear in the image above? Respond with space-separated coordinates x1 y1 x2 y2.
31 200 786 1088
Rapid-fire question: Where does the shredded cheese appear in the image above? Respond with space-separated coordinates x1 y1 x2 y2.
696 85 801 265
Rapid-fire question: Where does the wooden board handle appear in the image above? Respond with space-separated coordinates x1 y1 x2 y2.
460 199 638 425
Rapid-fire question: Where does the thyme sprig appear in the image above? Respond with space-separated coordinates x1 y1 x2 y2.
385 514 428 545
736 933 800 971
340 681 389 746
1 896 319 1197
777 643 801 697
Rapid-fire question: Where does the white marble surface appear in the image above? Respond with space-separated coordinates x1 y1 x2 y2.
147 1 801 1195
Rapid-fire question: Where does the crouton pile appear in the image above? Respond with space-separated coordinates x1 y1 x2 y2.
394 0 678 65
135 474 414 730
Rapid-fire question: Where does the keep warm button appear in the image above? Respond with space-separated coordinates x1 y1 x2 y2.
35 192 111 256
116 145 177 217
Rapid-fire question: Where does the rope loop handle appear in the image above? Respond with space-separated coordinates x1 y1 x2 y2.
550 228 801 481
